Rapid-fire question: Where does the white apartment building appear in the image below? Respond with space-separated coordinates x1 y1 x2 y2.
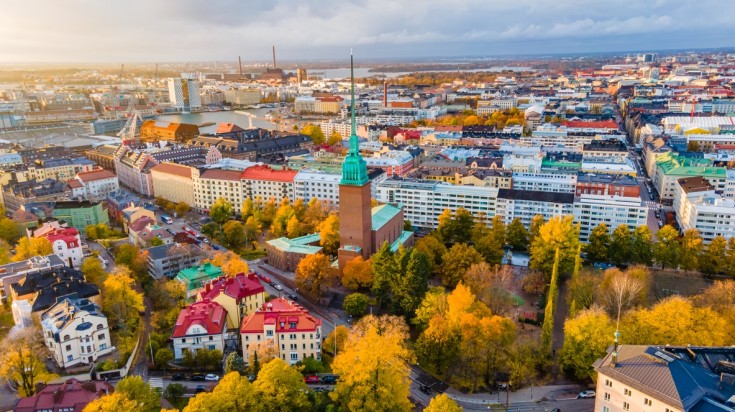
240 298 322 365
674 176 735 243
294 170 341 206
168 74 201 112
495 189 574 227
193 169 243 212
512 171 578 193
29 222 84 268
41 296 113 368
376 178 498 229
71 169 119 200
171 300 227 360
573 195 647 242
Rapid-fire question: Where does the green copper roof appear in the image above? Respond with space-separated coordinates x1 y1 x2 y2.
340 52 369 186
371 203 402 231
656 154 725 178
390 231 414 253
266 233 323 254
176 263 222 291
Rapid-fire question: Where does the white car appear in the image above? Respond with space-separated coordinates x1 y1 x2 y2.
579 390 596 398
205 374 220 382
273 283 283 291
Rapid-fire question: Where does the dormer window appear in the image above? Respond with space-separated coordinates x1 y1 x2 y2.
290 322 297 329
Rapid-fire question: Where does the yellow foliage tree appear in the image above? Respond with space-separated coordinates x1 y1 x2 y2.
184 372 258 412
330 315 414 412
318 213 340 255
0 330 58 397
425 394 462 412
560 306 616 381
341 256 373 290
246 340 279 365
101 268 145 331
207 251 249 277
83 393 140 412
295 253 334 299
253 358 311 410
13 237 53 262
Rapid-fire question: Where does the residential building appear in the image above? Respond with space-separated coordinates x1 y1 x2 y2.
168 74 201 112
266 233 324 272
594 345 735 412
495 189 575 227
2 179 68 212
193 168 243 212
293 170 341 205
240 297 322 365
240 165 297 202
176 262 223 298
14 379 114 412
0 255 66 304
104 189 144 224
41 295 113 368
146 243 203 279
113 146 158 196
139 120 200 142
52 200 109 234
171 299 227 360
29 222 83 268
654 153 726 200
575 173 641 197
674 176 735 243
574 195 647 241
197 273 266 329
511 171 578 193
127 216 173 247
150 162 197 206
70 169 119 200
84 144 119 173
582 139 628 162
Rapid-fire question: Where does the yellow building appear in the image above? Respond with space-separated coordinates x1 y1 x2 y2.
197 273 266 329
150 162 197 206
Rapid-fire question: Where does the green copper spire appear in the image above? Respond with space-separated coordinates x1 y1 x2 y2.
340 50 369 186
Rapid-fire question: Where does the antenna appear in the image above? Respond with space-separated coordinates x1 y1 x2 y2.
350 50 356 138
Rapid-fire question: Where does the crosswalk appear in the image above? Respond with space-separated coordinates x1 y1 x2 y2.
149 377 163 391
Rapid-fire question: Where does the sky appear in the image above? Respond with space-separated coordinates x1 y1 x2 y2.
0 0 733 63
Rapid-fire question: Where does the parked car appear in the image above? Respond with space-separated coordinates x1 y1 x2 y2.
273 283 283 291
171 373 185 381
195 385 206 393
579 390 596 398
418 384 432 395
261 276 272 284
190 374 206 381
205 374 220 381
320 375 338 384
304 375 320 384
247 375 256 382
211 245 220 250
287 294 298 301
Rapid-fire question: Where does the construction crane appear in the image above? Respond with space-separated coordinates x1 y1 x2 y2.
117 99 141 146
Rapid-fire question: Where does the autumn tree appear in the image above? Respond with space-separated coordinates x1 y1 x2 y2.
221 220 246 249
209 197 234 226
630 225 653 265
114 244 148 282
506 218 529 251
440 243 483 288
13 237 52 261
101 268 145 331
81 257 107 286
295 253 334 299
653 225 681 269
327 130 343 146
464 262 515 316
608 224 632 265
341 256 373 290
318 213 339 255
567 272 599 317
323 325 349 356
301 123 326 145
529 215 579 276
0 329 57 397
344 293 369 317
115 375 160 412
601 269 644 331
207 251 250 277
584 223 610 262
436 208 474 244
330 315 414 412
473 216 506 265
83 393 140 412
413 234 446 273
560 307 615 380
520 271 546 296
0 213 21 245
679 229 703 272
243 216 261 248
506 341 539 390
184 372 258 412
726 237 735 277
255 358 311 410
528 214 544 246
425 394 461 412
175 202 191 217
0 239 10 265
699 236 727 275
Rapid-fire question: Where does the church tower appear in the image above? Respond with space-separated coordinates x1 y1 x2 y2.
338 52 372 272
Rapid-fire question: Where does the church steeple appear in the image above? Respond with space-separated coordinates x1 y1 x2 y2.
340 51 369 186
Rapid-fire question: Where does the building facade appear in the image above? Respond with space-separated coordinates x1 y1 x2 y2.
168 74 201 112
197 273 266 329
171 299 227 360
150 162 196 206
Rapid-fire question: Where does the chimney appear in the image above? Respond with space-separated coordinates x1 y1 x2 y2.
238 56 243 77
272 45 276 69
384 81 388 108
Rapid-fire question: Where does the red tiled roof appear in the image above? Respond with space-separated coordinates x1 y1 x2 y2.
240 164 297 183
15 379 113 412
76 168 116 183
216 123 245 134
67 180 83 189
435 125 463 132
151 162 193 179
199 273 264 301
200 168 242 181
42 228 80 249
563 120 619 129
12 209 37 223
128 216 156 232
172 299 227 338
240 297 321 333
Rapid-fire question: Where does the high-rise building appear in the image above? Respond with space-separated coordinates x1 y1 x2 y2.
167 73 201 112
296 68 307 83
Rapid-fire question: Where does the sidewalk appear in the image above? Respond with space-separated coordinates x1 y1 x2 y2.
444 384 582 406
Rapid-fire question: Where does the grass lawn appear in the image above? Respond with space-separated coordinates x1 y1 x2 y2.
0 311 14 340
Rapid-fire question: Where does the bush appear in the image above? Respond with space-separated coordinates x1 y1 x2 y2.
343 293 369 317
297 356 326 374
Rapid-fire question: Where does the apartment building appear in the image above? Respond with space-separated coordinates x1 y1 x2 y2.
193 169 243 212
511 171 578 193
197 273 266 329
171 299 227 360
41 295 113 368
1 178 68 212
70 169 119 200
51 200 109 234
29 222 83 268
240 298 322 365
495 189 574 227
294 170 341 205
653 154 726 200
240 165 297 202
674 176 735 243
146 243 203 279
575 173 641 197
573 195 647 242
150 162 197 206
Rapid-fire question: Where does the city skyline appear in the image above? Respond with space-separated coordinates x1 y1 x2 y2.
0 0 733 63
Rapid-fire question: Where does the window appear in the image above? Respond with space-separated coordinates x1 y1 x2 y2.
67 355 73 362
644 398 652 406
624 388 631 396
65 345 71 351
100 343 107 350
290 353 298 361
98 334 105 341
209 336 213 341
63 335 70 341
266 330 273 337
623 402 629 411
604 379 612 387
604 393 610 401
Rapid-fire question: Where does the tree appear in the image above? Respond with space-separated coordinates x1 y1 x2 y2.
81 257 107 286
148 236 163 247
222 220 246 249
175 202 191 217
474 217 505 265
528 214 544 246
608 224 632 265
521 271 546 296
392 249 430 317
0 216 21 245
344 293 369 317
585 223 610 262
154 348 174 369
0 329 57 397
529 215 579 276
210 197 234 225
243 216 261 248
630 225 653 265
464 262 514 316
115 375 160 412
301 124 326 145
653 225 681 269
727 237 735 277
13 237 52 261
693 280 735 311
224 352 245 375
679 229 703 272
101 268 144 331
270 203 294 238
601 269 644 331
371 242 399 307
207 251 250 277
342 256 373 290
440 243 483 288
436 208 474 244
506 341 539 390
687 141 701 152
295 253 334 299
330 315 414 412
83 393 140 412
560 307 615 381
567 272 599 316
699 236 727 275
541 248 561 356
414 235 446 273
254 358 311 410
425 394 461 412
506 218 529 251
318 214 339 256
241 198 256 219
327 130 343 146
324 325 349 356
114 244 148 281
183 372 258 412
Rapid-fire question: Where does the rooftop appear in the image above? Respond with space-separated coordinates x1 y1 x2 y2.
371 203 402 231
14 379 113 412
171 299 226 338
241 164 298 183
266 233 323 255
150 162 193 179
497 188 575 204
199 272 264 301
240 297 321 333
75 169 117 183
678 176 715 194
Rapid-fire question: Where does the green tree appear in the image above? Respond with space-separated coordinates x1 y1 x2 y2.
222 220 246 249
0 216 21 245
327 130 343 146
210 197 234 225
148 236 163 247
528 214 544 246
225 352 245 375
243 216 261 248
115 375 160 412
700 236 727 275
585 223 610 262
654 225 681 269
679 229 703 272
81 257 107 286
414 234 446 273
630 225 653 265
541 248 560 356
183 372 258 412
175 202 191 217
560 307 615 381
529 215 579 276
437 208 474 244
506 218 529 251
392 249 430 317
343 293 369 317
440 243 483 288
371 242 399 307
0 329 57 397
608 224 632 265
301 124 326 145
254 358 311 410
154 348 173 369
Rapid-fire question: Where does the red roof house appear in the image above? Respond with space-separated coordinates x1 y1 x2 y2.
198 273 266 328
15 379 113 412
171 299 227 359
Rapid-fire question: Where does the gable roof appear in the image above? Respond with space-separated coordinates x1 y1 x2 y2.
150 162 193 179
240 297 321 333
241 164 298 182
199 273 264 301
171 299 226 337
14 379 113 412
76 169 116 183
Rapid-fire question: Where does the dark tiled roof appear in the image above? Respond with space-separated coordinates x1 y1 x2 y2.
497 189 575 204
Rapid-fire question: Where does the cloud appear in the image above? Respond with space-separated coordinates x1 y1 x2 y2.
0 0 732 62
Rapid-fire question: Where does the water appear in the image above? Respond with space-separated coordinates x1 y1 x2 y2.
316 66 534 80
157 108 278 133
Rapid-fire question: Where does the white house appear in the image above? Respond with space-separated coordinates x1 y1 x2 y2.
171 299 227 360
72 169 120 200
29 221 84 268
41 295 114 368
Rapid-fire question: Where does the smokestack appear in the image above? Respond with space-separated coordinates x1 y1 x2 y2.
238 56 242 77
383 81 388 107
272 45 276 69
